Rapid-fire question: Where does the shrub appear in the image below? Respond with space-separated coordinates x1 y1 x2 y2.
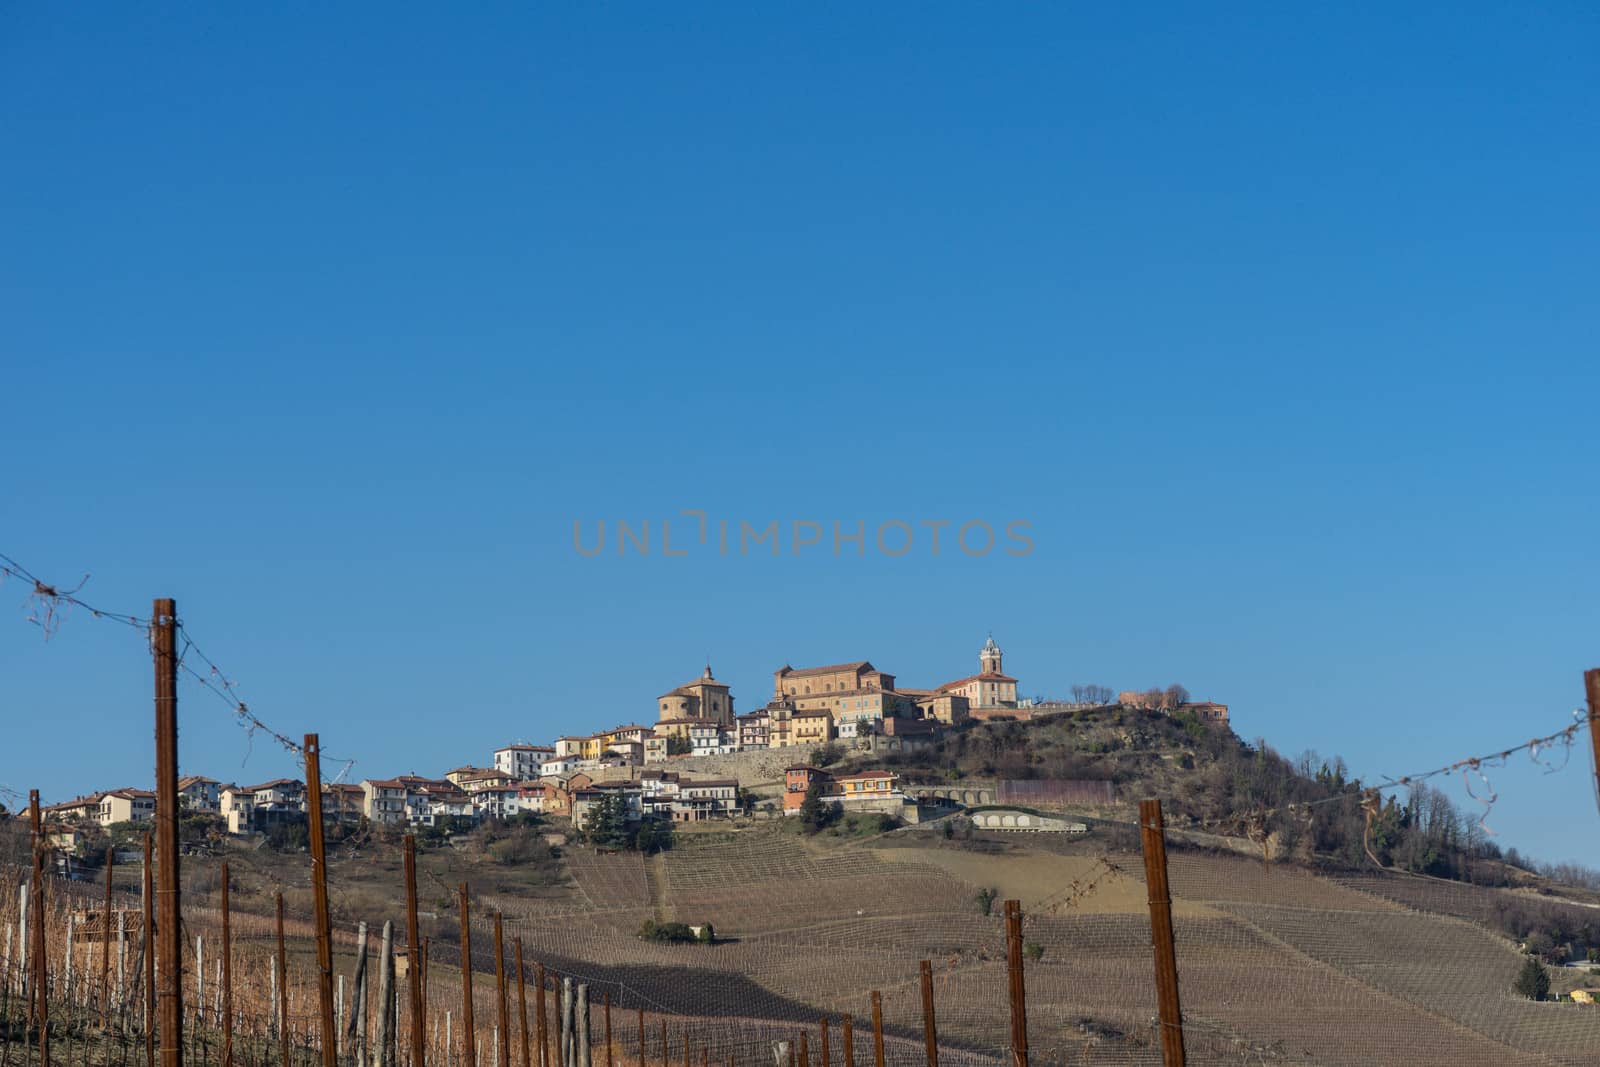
976 887 998 917
638 920 698 944
1024 943 1045 962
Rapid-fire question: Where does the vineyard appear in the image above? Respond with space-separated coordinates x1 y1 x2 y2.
10 814 1600 1067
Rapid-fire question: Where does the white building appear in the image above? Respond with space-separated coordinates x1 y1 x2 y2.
540 756 583 777
494 744 555 780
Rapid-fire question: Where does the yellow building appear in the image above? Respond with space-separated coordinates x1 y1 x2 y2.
658 665 735 726
791 708 835 748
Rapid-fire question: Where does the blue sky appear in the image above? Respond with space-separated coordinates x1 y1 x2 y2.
2 4 1596 864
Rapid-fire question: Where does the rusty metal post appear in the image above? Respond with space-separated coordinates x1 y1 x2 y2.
102 846 115 1024
459 884 477 1067
917 962 937 1067
681 1029 688 1067
276 894 291 1067
304 734 338 1067
798 1033 808 1067
602 993 612 1067
1003 900 1028 1067
1139 799 1186 1067
820 1019 830 1067
634 1009 643 1067
29 790 48 1067
658 1020 665 1067
514 939 530 1067
841 1017 853 1067
868 994 883 1067
494 915 511 1067
143 832 155 1067
221 863 233 1067
407 838 428 1067
152 597 183 1067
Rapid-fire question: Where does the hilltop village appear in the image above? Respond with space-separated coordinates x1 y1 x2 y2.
39 637 1229 840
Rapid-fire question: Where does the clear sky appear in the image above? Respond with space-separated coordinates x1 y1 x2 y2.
2 4 1596 865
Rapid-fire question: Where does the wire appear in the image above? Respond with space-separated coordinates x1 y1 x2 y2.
1 547 359 782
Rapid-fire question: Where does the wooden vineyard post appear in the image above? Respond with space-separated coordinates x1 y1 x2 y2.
305 733 339 1067
1003 900 1028 1067
868 993 883 1067
1587 669 1600 814
152 598 183 1067
918 961 938 1067
515 939 530 1067
102 847 115 1025
221 863 233 1067
494 915 511 1067
407 837 428 1067
277 894 291 1067
143 831 155 1067
1139 799 1186 1067
535 964 549 1067
841 1016 854 1067
460 885 478 1067
29 790 48 1067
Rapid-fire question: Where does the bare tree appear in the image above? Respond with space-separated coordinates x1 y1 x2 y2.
1165 683 1190 708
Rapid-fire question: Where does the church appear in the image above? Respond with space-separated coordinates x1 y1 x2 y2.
936 635 1020 712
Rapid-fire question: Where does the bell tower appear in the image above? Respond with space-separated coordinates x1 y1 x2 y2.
980 634 1002 675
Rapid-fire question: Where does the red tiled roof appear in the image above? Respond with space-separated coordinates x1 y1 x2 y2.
937 672 1018 690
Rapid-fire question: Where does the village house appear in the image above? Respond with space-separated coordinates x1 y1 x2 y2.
540 755 583 777
1183 701 1230 729
96 788 156 826
642 737 669 764
178 776 222 813
456 768 516 794
673 778 739 821
571 781 643 827
782 766 904 816
514 781 552 814
736 710 769 749
539 771 593 817
220 785 254 834
361 775 469 827
473 782 523 820
445 766 498 787
783 765 828 813
42 794 106 824
792 708 835 748
321 783 367 823
494 744 555 780
689 720 738 756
